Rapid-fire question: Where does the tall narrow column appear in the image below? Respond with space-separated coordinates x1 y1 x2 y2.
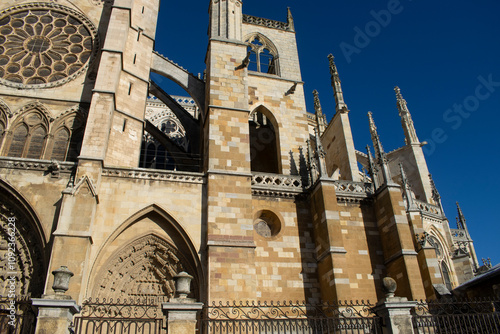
205 0 256 302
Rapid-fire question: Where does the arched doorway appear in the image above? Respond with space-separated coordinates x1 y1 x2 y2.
0 180 47 298
88 204 203 302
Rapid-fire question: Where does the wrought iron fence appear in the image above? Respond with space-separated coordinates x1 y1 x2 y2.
0 296 36 334
72 298 166 334
412 298 500 334
201 300 382 334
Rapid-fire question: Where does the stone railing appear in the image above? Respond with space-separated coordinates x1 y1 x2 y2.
450 228 468 242
413 199 443 217
102 167 204 184
242 14 292 31
333 180 374 202
251 173 303 198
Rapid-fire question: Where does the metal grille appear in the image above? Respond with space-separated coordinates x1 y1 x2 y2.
412 298 500 333
73 298 166 334
201 300 382 334
0 296 37 334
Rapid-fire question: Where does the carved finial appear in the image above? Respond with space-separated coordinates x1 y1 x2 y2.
313 90 327 135
314 127 327 178
429 174 444 215
174 271 193 299
368 112 394 186
328 54 349 114
287 7 295 32
52 266 74 295
307 139 319 184
400 163 416 210
395 86 419 145
368 111 384 160
366 145 379 189
456 202 467 231
382 277 397 299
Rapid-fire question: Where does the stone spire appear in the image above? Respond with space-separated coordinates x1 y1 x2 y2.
314 127 327 178
455 202 480 270
366 145 379 189
456 202 468 231
368 112 394 186
287 7 295 32
429 174 444 215
395 86 419 145
328 54 348 114
313 90 327 135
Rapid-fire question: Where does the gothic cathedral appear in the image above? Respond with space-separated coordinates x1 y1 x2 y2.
0 0 478 307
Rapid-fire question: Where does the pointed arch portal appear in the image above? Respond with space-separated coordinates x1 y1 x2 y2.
93 234 199 302
0 179 47 298
89 204 203 302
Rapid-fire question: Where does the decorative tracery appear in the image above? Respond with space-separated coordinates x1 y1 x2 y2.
0 3 98 89
6 109 50 159
140 108 188 170
245 34 279 75
0 103 87 161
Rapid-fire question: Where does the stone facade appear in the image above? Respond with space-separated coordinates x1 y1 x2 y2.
0 0 480 327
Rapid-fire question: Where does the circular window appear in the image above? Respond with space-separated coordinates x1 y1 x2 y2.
253 210 281 238
0 3 98 89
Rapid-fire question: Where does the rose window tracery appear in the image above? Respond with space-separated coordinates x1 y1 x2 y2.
0 3 98 88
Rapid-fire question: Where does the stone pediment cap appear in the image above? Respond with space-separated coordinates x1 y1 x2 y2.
68 175 99 203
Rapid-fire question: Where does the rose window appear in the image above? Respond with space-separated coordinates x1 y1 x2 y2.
0 3 98 88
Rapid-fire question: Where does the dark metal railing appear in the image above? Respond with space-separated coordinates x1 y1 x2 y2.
73 298 165 334
201 300 382 334
412 298 500 334
0 296 36 334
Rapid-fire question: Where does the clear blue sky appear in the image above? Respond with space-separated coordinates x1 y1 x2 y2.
153 1 500 266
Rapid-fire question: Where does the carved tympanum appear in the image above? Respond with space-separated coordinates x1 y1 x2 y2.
94 235 193 302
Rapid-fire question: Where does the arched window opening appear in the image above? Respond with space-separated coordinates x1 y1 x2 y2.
140 136 177 171
8 124 28 157
249 108 280 173
50 112 87 162
428 236 443 260
51 128 70 161
441 262 452 291
246 35 279 76
5 109 51 159
26 126 47 159
0 110 6 148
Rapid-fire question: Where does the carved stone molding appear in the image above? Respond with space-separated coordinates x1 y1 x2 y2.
0 198 45 297
102 167 204 184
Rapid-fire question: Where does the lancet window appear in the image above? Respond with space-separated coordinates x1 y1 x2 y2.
0 105 86 161
49 112 86 161
249 107 280 173
6 110 49 159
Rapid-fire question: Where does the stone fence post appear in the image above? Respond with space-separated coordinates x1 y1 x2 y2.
373 277 418 334
32 266 80 334
162 271 203 334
